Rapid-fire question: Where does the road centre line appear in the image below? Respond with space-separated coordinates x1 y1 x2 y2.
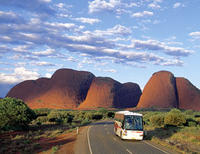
143 141 169 154
87 126 93 154
126 149 133 154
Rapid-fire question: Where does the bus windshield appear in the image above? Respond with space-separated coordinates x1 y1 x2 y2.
124 115 143 130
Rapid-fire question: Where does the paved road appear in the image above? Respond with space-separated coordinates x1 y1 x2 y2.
75 121 174 154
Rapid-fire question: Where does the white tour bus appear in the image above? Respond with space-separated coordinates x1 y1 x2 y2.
114 111 144 140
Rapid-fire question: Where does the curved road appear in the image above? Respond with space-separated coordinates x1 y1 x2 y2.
75 121 174 154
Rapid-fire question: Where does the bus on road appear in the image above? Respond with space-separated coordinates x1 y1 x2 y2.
114 111 144 140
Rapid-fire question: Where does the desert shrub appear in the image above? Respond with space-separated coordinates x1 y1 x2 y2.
195 117 200 125
34 108 51 117
185 118 198 127
81 118 91 126
150 114 164 127
48 111 73 124
92 113 103 120
184 110 194 116
98 108 108 114
84 112 94 120
164 109 186 127
34 116 49 124
0 97 36 130
73 111 86 121
107 111 115 118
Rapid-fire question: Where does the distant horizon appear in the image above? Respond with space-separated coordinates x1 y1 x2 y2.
0 0 200 97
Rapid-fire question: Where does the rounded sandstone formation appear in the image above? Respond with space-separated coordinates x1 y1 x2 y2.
114 82 142 108
176 77 200 111
137 71 178 108
79 77 120 108
7 68 95 109
79 78 142 109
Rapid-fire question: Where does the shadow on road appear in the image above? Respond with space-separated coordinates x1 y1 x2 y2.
89 121 114 126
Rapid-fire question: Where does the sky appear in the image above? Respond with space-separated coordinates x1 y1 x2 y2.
0 0 200 97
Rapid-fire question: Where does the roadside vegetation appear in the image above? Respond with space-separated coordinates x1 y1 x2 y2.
139 108 200 153
0 97 114 154
1 97 200 154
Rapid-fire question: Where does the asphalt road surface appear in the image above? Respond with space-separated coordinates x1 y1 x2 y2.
75 121 174 154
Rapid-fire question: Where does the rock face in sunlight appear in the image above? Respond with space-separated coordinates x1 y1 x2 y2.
7 68 95 109
176 77 200 111
79 78 142 108
6 68 141 109
137 71 179 108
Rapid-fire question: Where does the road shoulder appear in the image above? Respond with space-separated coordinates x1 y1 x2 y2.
74 126 90 154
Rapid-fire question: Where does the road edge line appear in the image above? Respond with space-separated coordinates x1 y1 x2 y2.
143 141 169 154
87 126 93 154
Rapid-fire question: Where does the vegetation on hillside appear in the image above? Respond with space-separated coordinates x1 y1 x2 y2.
139 108 200 153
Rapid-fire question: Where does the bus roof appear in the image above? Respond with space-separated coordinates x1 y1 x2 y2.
115 111 142 116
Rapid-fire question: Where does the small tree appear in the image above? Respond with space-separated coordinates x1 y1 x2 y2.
150 114 164 127
164 109 186 127
0 97 36 130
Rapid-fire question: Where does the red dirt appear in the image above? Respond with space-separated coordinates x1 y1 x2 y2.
137 71 178 108
176 77 200 111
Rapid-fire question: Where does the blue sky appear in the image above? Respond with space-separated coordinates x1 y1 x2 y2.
0 0 200 97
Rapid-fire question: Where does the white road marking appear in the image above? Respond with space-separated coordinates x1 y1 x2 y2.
87 126 93 154
113 137 117 141
143 141 169 154
126 149 133 154
107 131 110 135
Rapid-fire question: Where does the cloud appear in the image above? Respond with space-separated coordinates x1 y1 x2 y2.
88 0 121 13
173 2 184 8
103 69 117 73
148 3 161 9
132 11 154 18
0 67 40 84
93 24 132 36
72 17 101 24
131 39 193 57
32 48 55 56
88 0 136 14
189 31 200 39
0 0 55 17
30 61 56 66
0 11 25 24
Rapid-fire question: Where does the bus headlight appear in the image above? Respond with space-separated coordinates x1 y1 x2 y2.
123 130 127 136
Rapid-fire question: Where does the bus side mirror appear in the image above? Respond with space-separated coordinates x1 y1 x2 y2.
143 121 146 125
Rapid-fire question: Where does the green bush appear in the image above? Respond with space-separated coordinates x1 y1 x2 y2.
164 109 186 127
92 113 103 120
98 108 108 114
84 112 94 120
48 111 73 124
107 111 115 118
81 118 91 126
0 97 36 130
185 118 198 127
34 108 51 117
150 114 164 127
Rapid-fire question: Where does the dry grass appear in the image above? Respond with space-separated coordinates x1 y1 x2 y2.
143 111 200 154
0 124 77 154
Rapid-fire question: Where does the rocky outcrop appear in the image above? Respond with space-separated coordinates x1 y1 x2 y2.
79 77 142 108
7 68 95 109
7 68 142 109
176 78 200 111
137 71 179 108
